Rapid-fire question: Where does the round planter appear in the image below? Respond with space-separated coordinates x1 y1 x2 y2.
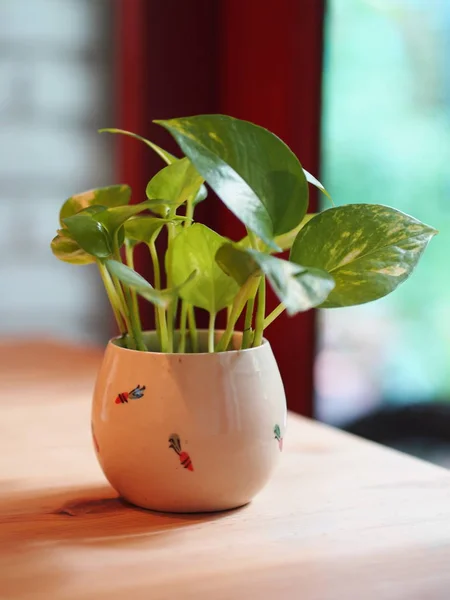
91 331 287 513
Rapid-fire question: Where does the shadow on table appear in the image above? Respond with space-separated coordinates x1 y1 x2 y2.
0 483 244 545
0 483 245 598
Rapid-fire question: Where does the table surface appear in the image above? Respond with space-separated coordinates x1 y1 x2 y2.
1 340 450 600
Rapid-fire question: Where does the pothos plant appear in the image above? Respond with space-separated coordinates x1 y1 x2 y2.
51 115 437 354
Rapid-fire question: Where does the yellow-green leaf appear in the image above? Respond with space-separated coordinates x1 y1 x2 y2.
99 128 209 206
171 224 239 312
59 185 131 227
99 128 176 164
216 244 334 315
146 158 204 215
50 231 95 265
239 213 317 253
290 204 438 308
63 214 112 258
303 170 331 199
125 217 168 246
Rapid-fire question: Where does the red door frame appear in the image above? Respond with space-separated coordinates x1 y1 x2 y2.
114 0 325 416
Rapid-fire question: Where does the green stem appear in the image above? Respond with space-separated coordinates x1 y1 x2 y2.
184 200 194 228
149 240 161 290
247 228 260 250
178 301 188 353
208 311 216 353
216 275 260 352
125 242 142 333
148 240 165 350
158 306 169 353
112 243 146 352
263 303 286 330
253 277 266 347
187 304 198 353
108 271 135 350
241 296 255 349
166 222 177 352
227 305 232 322
97 261 126 335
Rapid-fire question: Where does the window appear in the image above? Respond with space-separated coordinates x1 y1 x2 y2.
318 0 449 424
0 0 113 344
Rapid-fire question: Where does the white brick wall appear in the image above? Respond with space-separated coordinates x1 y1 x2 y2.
0 0 114 345
0 0 96 47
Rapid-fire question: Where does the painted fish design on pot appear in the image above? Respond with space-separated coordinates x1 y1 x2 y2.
274 424 283 451
115 385 146 404
169 434 194 471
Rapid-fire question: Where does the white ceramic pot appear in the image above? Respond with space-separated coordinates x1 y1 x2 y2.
91 331 287 513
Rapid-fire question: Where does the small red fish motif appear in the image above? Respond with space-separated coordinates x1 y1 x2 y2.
169 434 194 471
115 384 146 404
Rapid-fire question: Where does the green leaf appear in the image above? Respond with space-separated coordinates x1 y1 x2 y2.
59 184 131 227
105 259 173 308
105 260 197 308
155 115 308 250
216 244 335 315
216 243 260 285
63 214 112 258
239 213 317 253
93 199 173 237
170 223 240 312
99 128 208 206
290 204 438 308
193 183 208 206
78 205 107 216
98 128 176 165
50 231 95 265
146 158 204 215
273 213 317 251
303 170 331 199
124 217 167 246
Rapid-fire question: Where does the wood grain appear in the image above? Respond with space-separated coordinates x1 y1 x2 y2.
1 341 450 600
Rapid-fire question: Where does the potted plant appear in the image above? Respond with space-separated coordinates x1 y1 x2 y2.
51 115 437 513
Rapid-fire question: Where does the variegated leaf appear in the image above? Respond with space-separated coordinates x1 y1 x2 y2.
290 204 438 308
216 244 335 315
59 185 131 227
50 230 95 265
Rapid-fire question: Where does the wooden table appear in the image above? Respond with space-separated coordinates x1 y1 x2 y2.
1 341 450 600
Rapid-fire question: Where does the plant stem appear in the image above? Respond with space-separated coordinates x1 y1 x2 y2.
148 240 165 350
112 244 146 351
263 303 286 330
184 200 194 228
166 222 177 352
253 276 266 347
178 300 188 353
125 241 142 333
109 271 136 350
247 228 260 250
216 275 260 352
97 261 126 335
149 240 161 290
208 311 216 353
241 296 255 349
187 304 198 353
158 306 169 353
